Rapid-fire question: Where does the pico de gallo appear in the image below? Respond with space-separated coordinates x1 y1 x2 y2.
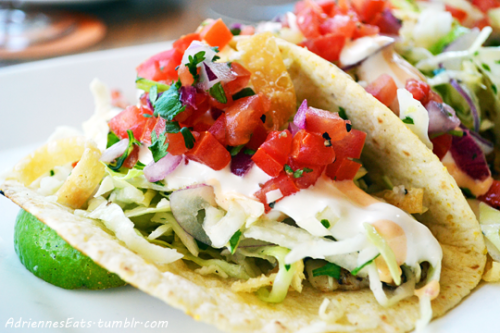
227 0 500 269
47 24 444 327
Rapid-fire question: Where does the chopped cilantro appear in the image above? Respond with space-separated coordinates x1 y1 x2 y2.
321 219 330 229
229 230 242 254
165 121 181 133
284 164 313 178
338 107 348 120
153 81 186 120
312 262 341 279
231 27 241 36
269 202 276 209
181 127 195 149
448 130 464 137
186 51 206 84
232 87 255 100
209 82 228 104
149 85 158 104
482 63 491 72
461 187 476 199
284 165 294 174
149 130 169 163
109 130 140 171
211 46 220 53
351 254 380 276
50 170 55 176
230 145 245 156
402 117 414 125
492 84 498 94
142 114 152 118
107 131 120 149
244 148 256 155
285 264 291 271
135 161 146 170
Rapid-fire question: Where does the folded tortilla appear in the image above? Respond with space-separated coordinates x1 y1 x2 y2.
0 38 486 333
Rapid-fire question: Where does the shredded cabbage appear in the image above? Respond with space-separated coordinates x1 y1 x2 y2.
152 212 200 257
364 223 401 285
397 88 433 149
479 202 500 262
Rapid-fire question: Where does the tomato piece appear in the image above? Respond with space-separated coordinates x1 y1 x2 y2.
317 0 336 16
200 18 233 49
473 17 491 29
245 122 268 151
178 64 195 87
472 0 500 13
225 62 252 96
320 15 356 38
173 33 201 53
252 149 284 177
331 129 366 159
225 95 265 146
123 145 140 169
357 0 386 22
291 130 336 165
153 118 188 156
108 105 153 140
297 6 323 38
300 33 346 62
306 107 348 142
136 48 183 83
178 91 210 126
365 74 398 107
186 131 231 170
326 158 361 181
254 172 300 212
140 116 159 145
405 79 430 105
259 130 293 165
430 133 452 160
208 113 227 146
191 111 215 132
445 5 467 23
478 180 500 209
352 23 379 39
287 157 325 189
208 82 234 110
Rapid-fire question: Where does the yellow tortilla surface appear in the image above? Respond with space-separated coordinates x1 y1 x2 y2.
0 39 486 333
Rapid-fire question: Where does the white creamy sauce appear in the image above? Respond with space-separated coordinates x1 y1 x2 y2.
162 160 442 275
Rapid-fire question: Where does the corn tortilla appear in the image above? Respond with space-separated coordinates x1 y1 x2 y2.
0 38 486 333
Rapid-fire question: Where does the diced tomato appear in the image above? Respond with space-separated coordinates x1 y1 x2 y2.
208 82 234 110
254 172 300 212
178 64 195 87
191 111 215 132
252 130 293 177
287 157 325 189
326 158 361 181
208 113 227 146
431 133 452 160
252 149 284 177
331 129 366 159
297 6 324 38
300 34 346 62
186 131 231 170
445 5 468 23
317 0 336 16
178 91 210 126
108 105 153 140
365 74 398 107
478 180 500 209
173 33 201 53
370 9 401 35
245 122 268 151
320 15 356 38
153 118 188 155
225 62 252 96
352 23 379 39
140 116 159 145
306 107 349 142
72 161 79 168
200 18 233 50
357 0 386 23
136 48 183 83
472 0 500 13
405 79 430 105
473 17 491 29
291 130 336 165
225 95 265 146
123 145 140 169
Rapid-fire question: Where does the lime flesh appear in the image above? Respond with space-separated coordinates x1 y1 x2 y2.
14 209 126 290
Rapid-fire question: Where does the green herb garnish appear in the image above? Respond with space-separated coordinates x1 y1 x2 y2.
338 107 348 120
109 130 140 171
351 254 380 276
312 262 341 279
149 130 169 163
181 127 195 149
448 130 464 137
186 51 206 84
232 87 256 100
106 131 120 149
209 82 228 104
321 219 330 229
230 145 245 156
402 117 414 125
229 230 242 254
153 81 186 120
244 148 256 155
50 170 55 176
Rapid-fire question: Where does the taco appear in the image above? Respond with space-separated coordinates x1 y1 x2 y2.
0 27 485 333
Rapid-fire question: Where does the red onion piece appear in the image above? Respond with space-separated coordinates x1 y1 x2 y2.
293 100 308 130
288 122 299 136
425 101 461 135
144 154 183 183
470 130 494 155
199 62 236 90
180 85 197 110
231 150 254 176
377 9 402 36
450 130 490 181
100 139 129 163
170 185 216 245
450 79 480 132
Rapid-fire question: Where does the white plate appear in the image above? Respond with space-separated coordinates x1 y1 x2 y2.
0 43 499 333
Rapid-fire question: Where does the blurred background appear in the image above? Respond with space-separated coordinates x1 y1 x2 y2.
0 0 295 67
